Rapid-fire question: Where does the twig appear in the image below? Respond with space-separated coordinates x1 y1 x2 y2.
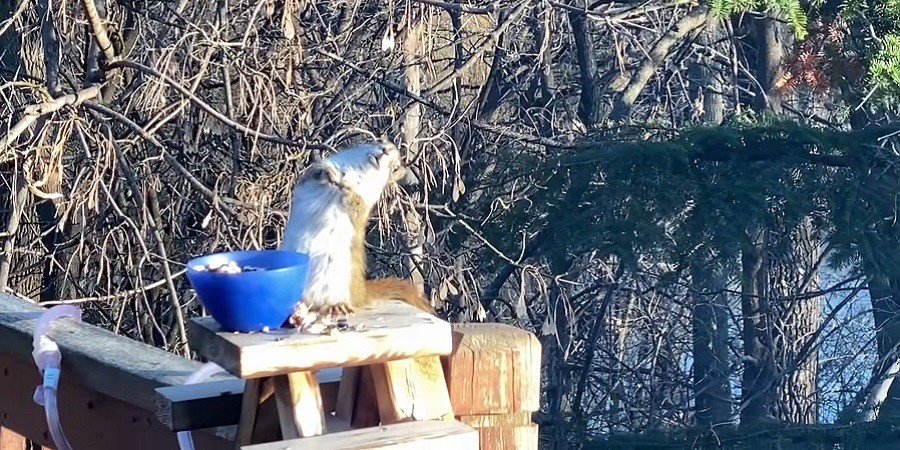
314 48 577 149
106 126 191 356
423 1 530 97
0 176 28 290
42 271 188 305
410 0 495 13
0 84 105 152
106 59 326 149
610 5 710 120
81 0 117 63
0 0 28 40
82 101 247 216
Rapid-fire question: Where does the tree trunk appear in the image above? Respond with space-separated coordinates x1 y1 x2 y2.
741 12 821 425
689 19 725 125
751 15 790 114
689 21 732 429
399 10 426 293
740 228 776 424
691 260 733 427
766 219 822 424
567 0 601 127
540 281 572 450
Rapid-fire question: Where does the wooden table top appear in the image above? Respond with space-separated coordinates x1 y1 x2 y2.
187 300 453 378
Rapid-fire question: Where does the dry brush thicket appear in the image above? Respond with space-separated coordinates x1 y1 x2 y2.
0 0 884 446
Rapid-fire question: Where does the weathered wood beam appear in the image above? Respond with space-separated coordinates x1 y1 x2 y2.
239 419 479 450
155 322 544 450
0 293 235 412
187 300 453 378
0 352 231 449
155 368 344 432
444 323 542 449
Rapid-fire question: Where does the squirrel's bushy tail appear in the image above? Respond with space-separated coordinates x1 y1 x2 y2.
365 277 434 314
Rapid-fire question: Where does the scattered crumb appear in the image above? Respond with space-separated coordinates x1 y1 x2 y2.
262 326 270 333
286 302 367 334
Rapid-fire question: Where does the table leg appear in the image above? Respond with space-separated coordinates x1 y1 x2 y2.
234 378 263 448
369 356 455 424
335 365 359 423
273 371 326 438
335 365 381 428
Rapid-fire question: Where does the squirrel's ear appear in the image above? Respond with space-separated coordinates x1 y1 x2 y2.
309 164 343 185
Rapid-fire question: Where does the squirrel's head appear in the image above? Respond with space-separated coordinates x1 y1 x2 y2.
322 139 407 207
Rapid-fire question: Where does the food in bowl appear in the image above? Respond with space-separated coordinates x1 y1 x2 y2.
193 260 263 274
185 249 310 333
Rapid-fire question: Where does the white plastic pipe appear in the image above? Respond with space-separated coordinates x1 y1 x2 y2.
177 362 227 450
32 305 82 450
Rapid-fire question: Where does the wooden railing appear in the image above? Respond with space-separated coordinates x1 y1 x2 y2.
0 293 541 449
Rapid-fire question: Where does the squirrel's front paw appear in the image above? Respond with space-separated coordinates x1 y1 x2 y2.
319 303 355 317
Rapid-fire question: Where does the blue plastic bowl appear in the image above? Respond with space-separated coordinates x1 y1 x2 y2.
185 249 310 332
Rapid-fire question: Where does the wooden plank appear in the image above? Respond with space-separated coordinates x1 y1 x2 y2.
235 379 263 448
351 366 381 428
155 367 343 431
334 366 360 422
335 365 380 428
188 300 454 378
231 373 346 446
240 419 479 450
156 379 244 433
273 372 325 438
457 413 538 450
0 293 233 413
245 379 280 445
369 356 455 424
0 352 232 450
444 323 542 415
325 414 354 433
0 427 29 450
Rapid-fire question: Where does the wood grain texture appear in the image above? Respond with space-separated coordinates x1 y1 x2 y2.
444 323 542 415
334 366 360 423
0 427 30 450
350 366 382 428
188 300 453 378
0 353 231 450
369 356 455 424
457 414 538 450
155 367 343 432
457 411 539 448
273 371 325 438
240 419 479 450
235 379 263 448
0 293 234 413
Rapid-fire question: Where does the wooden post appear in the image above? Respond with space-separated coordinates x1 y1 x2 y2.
442 323 542 450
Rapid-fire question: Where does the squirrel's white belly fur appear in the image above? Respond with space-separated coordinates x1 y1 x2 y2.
280 181 353 309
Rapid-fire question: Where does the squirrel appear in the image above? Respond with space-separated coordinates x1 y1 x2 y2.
280 139 434 317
